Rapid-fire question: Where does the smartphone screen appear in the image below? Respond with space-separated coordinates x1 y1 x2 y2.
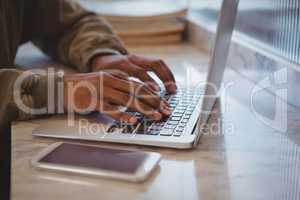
39 143 148 174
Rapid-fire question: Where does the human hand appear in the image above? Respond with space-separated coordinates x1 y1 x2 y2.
91 54 177 94
63 72 172 124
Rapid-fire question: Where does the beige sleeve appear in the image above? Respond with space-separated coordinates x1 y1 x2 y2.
0 68 64 121
25 0 128 73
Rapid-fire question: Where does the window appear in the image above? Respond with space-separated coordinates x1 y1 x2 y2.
188 0 300 64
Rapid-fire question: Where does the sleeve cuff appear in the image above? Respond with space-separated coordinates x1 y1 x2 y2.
83 48 125 73
28 70 65 116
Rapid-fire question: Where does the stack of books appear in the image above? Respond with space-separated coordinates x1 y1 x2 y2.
80 0 187 45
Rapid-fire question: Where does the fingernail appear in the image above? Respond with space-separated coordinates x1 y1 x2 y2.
129 117 137 124
163 109 172 116
163 99 170 106
154 84 161 91
168 84 177 93
163 106 171 113
165 103 171 108
166 103 172 109
152 112 162 121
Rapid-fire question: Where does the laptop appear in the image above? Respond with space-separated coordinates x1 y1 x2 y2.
33 0 239 149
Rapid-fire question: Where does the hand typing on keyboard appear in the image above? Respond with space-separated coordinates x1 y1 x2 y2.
64 55 177 124
107 86 204 137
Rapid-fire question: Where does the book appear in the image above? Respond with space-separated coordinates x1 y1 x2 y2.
79 0 187 45
121 32 183 46
113 18 186 37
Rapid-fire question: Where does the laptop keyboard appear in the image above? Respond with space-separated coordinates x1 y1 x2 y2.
106 86 204 137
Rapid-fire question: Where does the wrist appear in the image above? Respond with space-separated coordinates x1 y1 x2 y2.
90 55 104 72
63 73 99 113
90 54 116 72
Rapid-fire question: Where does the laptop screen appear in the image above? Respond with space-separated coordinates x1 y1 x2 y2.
194 0 240 146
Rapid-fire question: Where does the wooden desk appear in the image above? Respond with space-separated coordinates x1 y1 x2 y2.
12 43 300 200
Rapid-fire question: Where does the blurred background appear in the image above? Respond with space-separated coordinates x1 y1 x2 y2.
80 0 300 65
188 0 300 66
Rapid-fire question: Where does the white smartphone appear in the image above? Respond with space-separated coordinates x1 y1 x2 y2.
31 142 161 182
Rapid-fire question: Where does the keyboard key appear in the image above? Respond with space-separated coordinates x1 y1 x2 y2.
121 124 136 133
150 125 162 131
187 107 195 111
190 103 197 107
136 130 150 135
171 116 181 121
147 130 160 135
181 119 189 123
175 126 185 132
157 123 165 127
178 125 185 129
106 123 124 133
153 122 165 128
170 102 178 106
179 121 187 127
185 110 193 115
176 106 186 110
134 112 142 117
136 121 152 134
182 115 190 120
170 97 179 102
167 121 179 125
106 125 118 133
164 124 176 129
172 113 182 117
180 100 189 104
174 110 185 114
160 129 173 136
173 130 183 137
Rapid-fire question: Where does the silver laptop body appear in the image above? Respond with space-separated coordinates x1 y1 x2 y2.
33 0 239 149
